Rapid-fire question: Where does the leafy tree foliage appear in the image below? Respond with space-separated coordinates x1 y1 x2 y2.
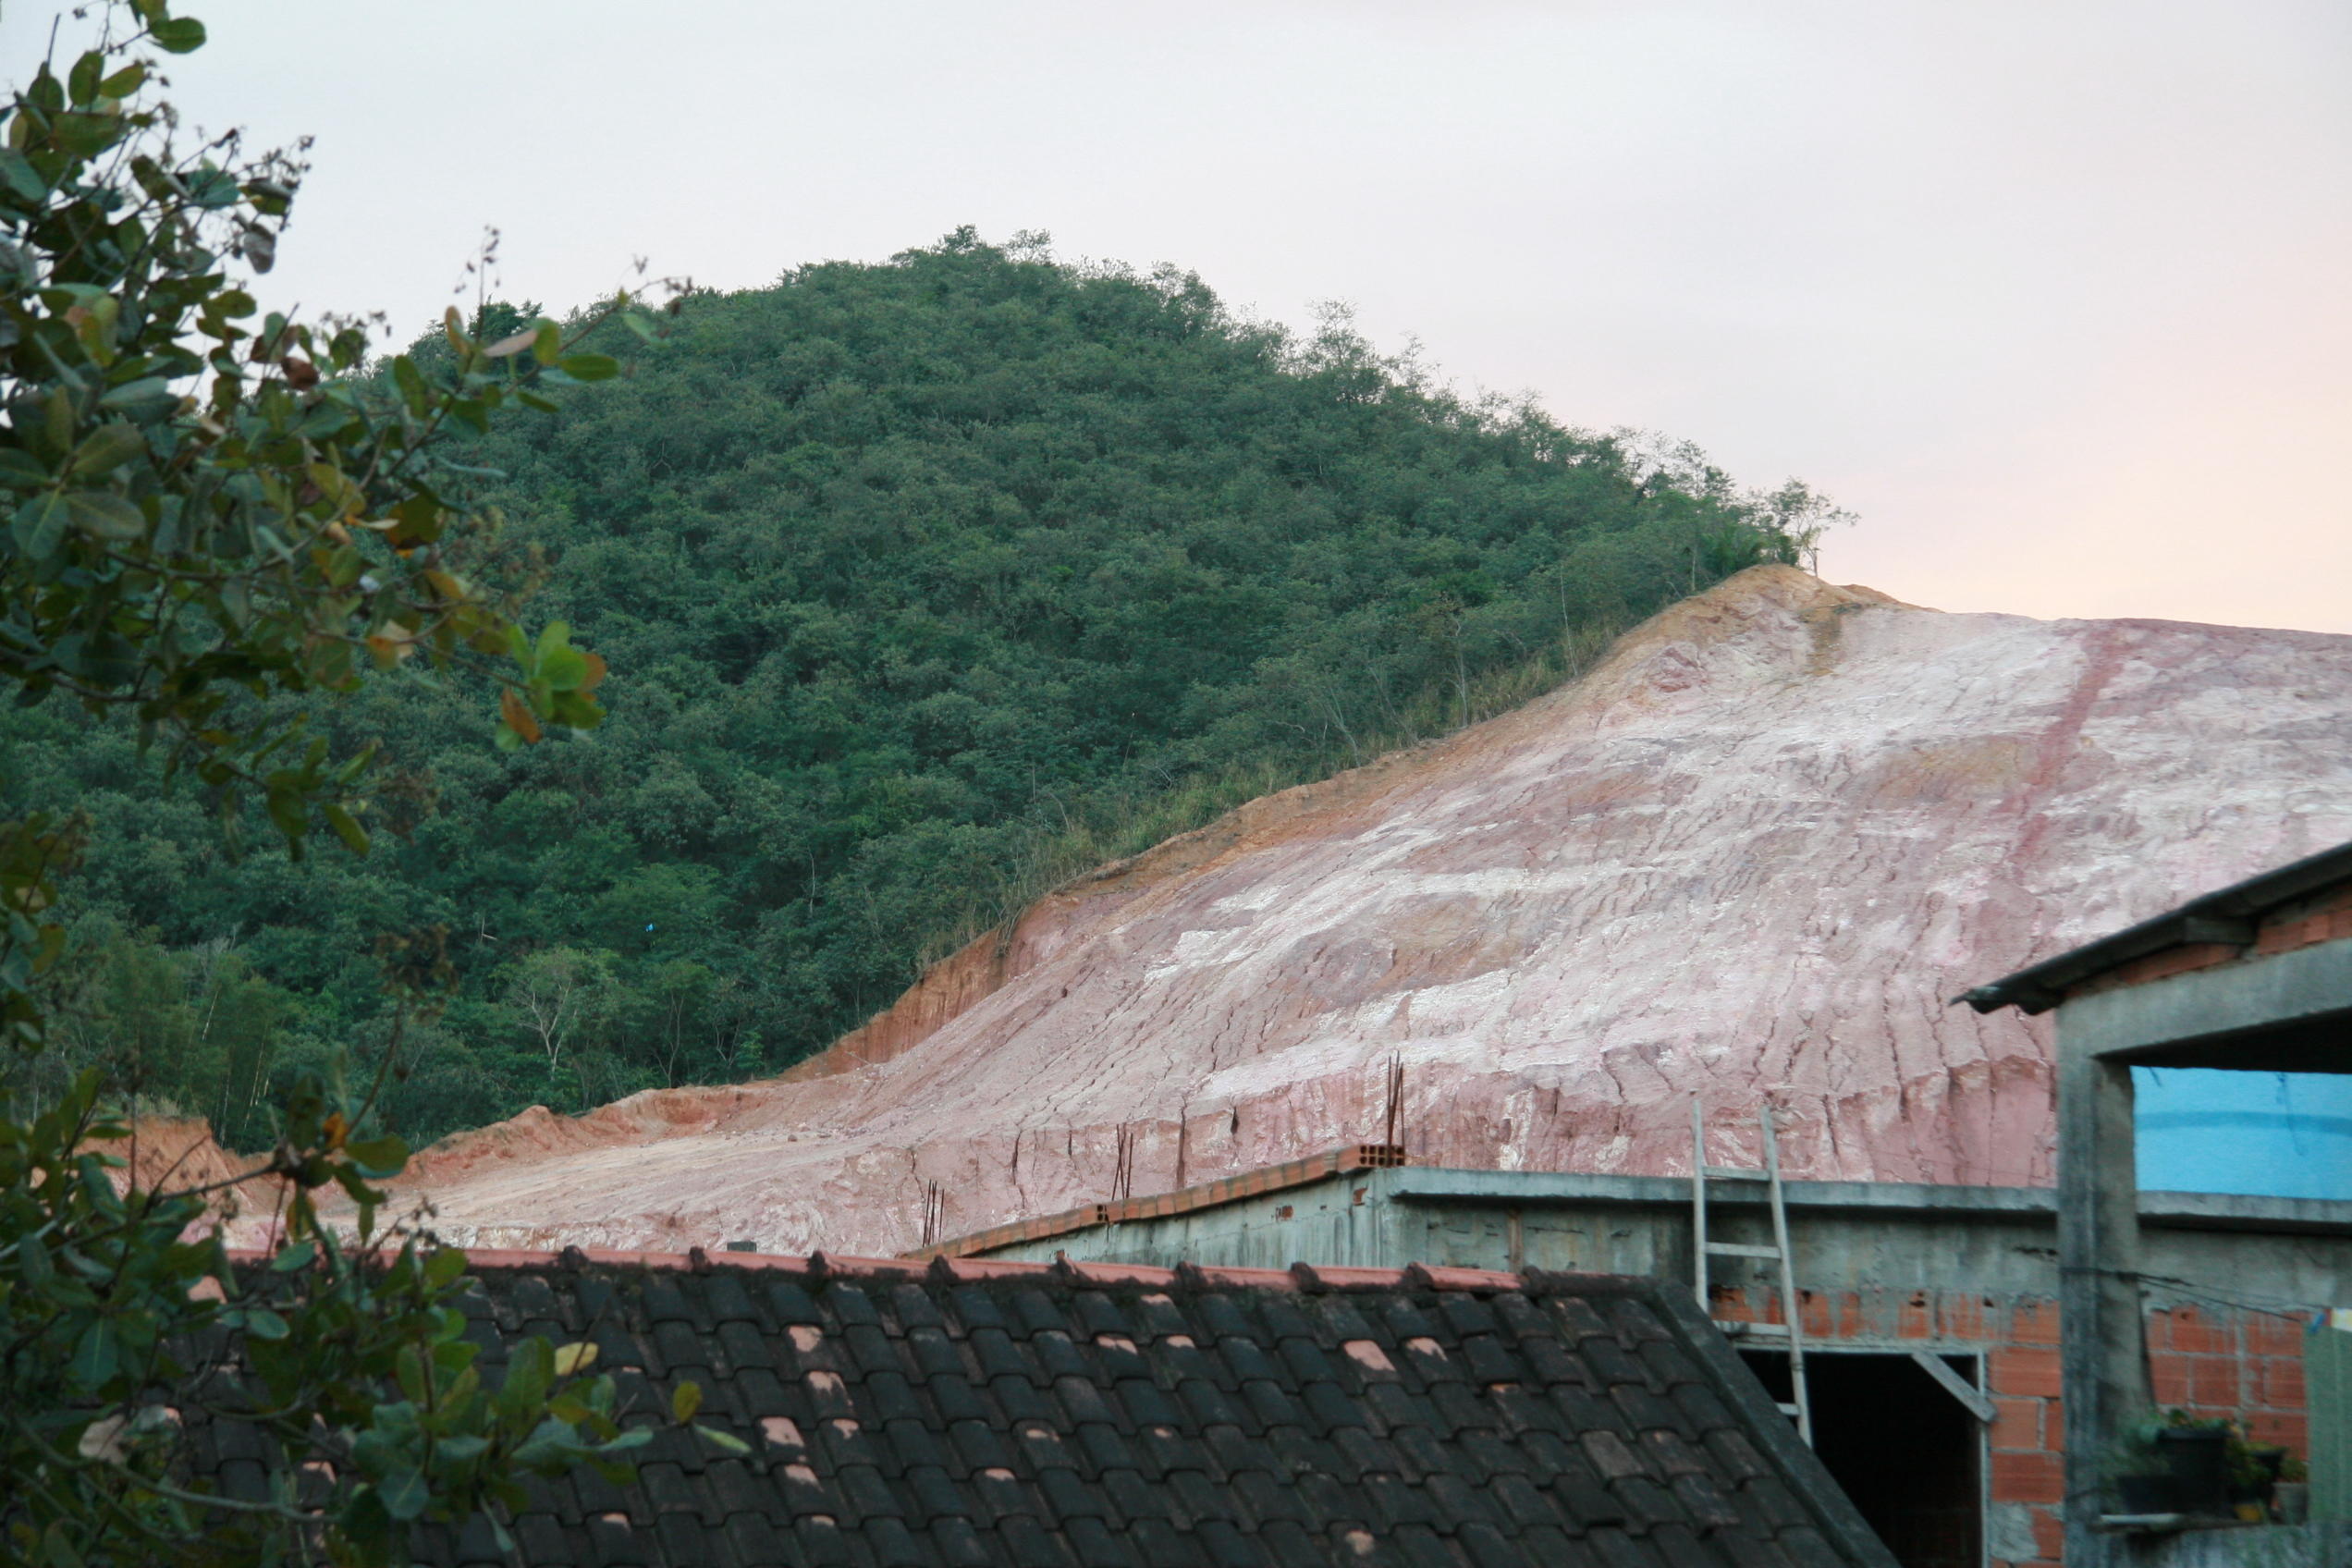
6 225 1840 1152
0 6 721 1562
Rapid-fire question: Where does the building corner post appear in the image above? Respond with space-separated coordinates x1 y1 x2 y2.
2057 1038 2147 1568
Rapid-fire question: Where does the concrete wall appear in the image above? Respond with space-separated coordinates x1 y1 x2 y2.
975 1169 2352 1315
974 1169 2352 1568
2119 1524 2352 1568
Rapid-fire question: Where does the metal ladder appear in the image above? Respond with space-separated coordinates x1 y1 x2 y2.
1691 1097 1813 1446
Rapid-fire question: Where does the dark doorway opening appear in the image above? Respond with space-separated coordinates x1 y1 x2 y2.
1742 1351 1981 1568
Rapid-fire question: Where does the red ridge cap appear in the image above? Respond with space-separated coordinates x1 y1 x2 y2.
222 1243 1537 1294
1294 1262 1411 1291
931 1256 1071 1283
1412 1263 1524 1292
1181 1261 1301 1292
1055 1256 1181 1289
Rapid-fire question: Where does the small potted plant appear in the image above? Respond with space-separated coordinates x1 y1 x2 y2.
2106 1418 2186 1516
2154 1411 2233 1517
2273 1454 2310 1525
2232 1436 2287 1523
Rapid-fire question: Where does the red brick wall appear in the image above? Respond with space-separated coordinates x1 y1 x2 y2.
1708 1288 2311 1568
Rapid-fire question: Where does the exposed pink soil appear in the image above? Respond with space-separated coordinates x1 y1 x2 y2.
356 568 2352 1257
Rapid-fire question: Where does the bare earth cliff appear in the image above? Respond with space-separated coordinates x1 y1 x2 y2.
384 567 2352 1256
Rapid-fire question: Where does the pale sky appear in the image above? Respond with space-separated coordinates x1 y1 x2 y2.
9 0 2347 632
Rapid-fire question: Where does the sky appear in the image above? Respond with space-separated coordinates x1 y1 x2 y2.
6 0 2346 632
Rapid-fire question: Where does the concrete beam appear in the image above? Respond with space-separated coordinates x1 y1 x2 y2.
2062 937 2352 1065
1388 1169 2352 1234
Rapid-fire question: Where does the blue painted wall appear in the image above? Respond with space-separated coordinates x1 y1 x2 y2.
2135 1067 2352 1199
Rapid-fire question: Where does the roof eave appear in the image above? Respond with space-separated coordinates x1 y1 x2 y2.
1959 839 2352 1015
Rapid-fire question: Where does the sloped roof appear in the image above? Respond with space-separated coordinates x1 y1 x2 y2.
1960 838 2352 1014
282 1248 1894 1568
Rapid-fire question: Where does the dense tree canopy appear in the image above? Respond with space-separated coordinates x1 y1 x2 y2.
3 227 1834 1148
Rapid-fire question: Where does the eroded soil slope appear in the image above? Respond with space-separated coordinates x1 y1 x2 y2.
385 568 2352 1256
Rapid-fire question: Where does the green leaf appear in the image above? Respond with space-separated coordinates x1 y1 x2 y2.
98 63 147 98
392 354 429 417
345 1133 408 1177
239 1306 289 1340
64 491 145 540
98 377 176 419
68 1319 117 1390
149 17 206 53
671 1381 702 1423
67 51 103 107
0 448 48 485
433 1434 489 1466
67 423 147 478
557 352 619 382
537 645 590 692
423 1247 468 1288
269 1239 318 1272
263 779 307 839
694 1423 751 1455
323 802 370 856
395 1343 428 1404
11 493 68 560
0 149 48 202
532 322 562 365
331 1162 386 1210
37 1519 84 1568
377 1468 429 1522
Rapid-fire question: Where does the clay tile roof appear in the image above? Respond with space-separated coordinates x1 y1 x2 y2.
203 1250 1893 1568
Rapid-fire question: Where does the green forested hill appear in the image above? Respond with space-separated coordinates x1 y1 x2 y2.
1 230 1831 1146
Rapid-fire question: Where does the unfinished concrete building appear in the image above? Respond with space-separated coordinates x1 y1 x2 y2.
925 841 2352 1568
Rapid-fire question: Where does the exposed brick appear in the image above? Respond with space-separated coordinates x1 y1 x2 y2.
2187 1356 2241 1407
2029 1506 2064 1560
1898 1294 1932 1340
2256 914 2326 955
1833 1292 1866 1340
2150 1353 2189 1406
2248 1412 2309 1453
1991 1451 2064 1504
1991 1399 2042 1452
2258 1356 2307 1409
1800 1292 1834 1338
2045 1399 2064 1450
1991 1346 2063 1399
2073 941 2236 996
2248 1316 2308 1358
1940 1295 1989 1343
2009 1301 2060 1346
2162 1308 2234 1356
